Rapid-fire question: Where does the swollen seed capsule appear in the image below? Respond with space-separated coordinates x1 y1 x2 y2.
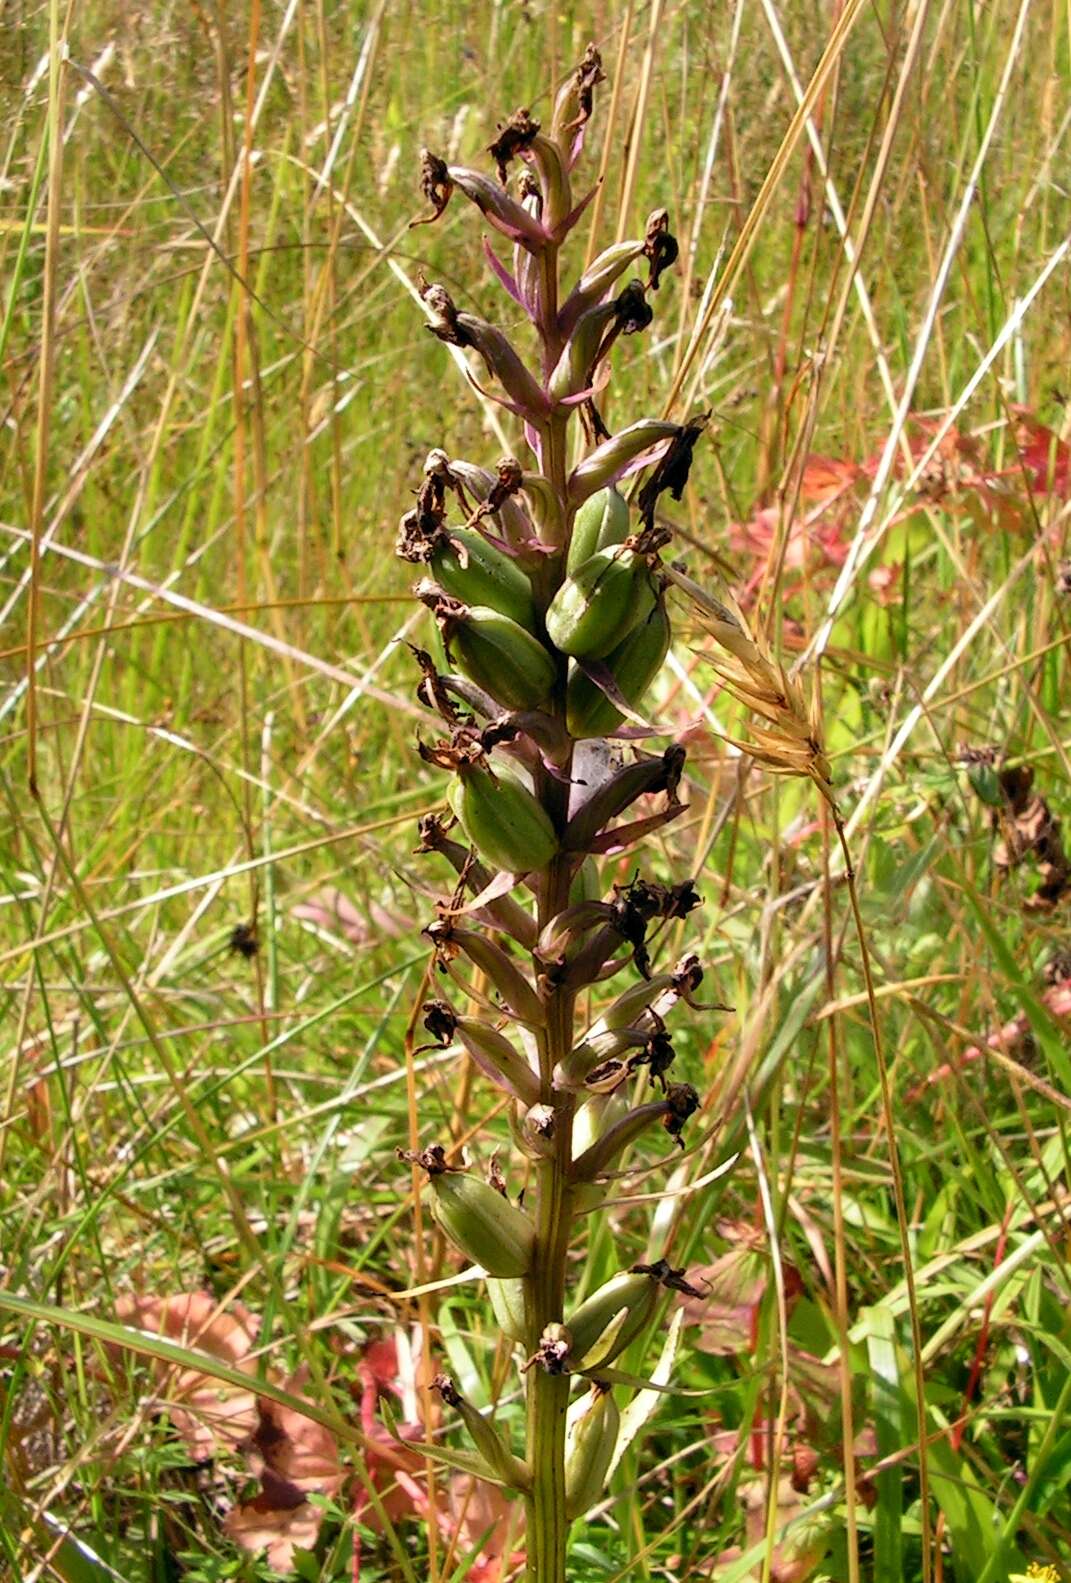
566 488 630 575
565 1270 658 1369
545 548 657 660
571 1090 630 1213
449 766 558 876
449 606 557 710
568 857 602 906
565 1387 620 1519
571 1090 630 1163
428 1170 535 1278
487 1276 527 1343
566 598 671 739
429 529 537 631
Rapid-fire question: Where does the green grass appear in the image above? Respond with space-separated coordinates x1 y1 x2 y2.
2 1 1071 1580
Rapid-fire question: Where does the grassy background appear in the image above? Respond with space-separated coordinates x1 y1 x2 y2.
2 0 1071 1578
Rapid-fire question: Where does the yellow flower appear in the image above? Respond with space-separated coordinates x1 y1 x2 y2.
1010 1565 1061 1582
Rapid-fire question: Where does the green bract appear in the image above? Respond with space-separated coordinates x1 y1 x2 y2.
565 1389 620 1519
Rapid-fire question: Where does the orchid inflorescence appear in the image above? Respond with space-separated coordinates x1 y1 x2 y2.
395 47 720 1582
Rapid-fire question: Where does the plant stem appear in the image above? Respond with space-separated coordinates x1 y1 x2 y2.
525 1153 572 1583
525 850 576 1583
833 811 932 1583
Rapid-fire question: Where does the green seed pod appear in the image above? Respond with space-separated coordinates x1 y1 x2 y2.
565 1387 620 1518
568 857 602 906
566 1270 658 1369
568 419 679 506
561 744 685 854
572 1086 700 1180
429 529 537 631
566 598 671 738
449 605 557 710
454 1016 541 1106
571 1090 630 1213
558 968 682 1086
431 922 545 1028
487 1276 527 1344
555 1025 637 1089
571 1090 630 1163
433 1375 531 1490
448 764 559 876
427 1168 535 1277
545 548 657 660
559 239 647 337
566 488 631 575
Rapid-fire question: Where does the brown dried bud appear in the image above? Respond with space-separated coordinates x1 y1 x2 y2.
421 281 476 349
552 44 605 150
631 1258 706 1298
523 1323 573 1375
422 999 459 1045
613 279 654 335
432 1373 462 1407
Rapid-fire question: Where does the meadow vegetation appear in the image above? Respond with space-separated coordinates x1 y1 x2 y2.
2 1 1071 1580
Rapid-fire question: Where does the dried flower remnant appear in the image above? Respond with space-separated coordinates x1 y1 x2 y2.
229 921 258 958
962 748 1071 910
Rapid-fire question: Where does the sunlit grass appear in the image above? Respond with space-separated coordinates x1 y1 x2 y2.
2 1 1071 1580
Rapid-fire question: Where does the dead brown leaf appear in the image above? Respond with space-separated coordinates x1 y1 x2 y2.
225 1370 345 1570
115 1292 260 1461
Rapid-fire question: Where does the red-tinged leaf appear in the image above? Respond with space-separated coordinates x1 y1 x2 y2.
684 1471 829 1580
798 452 863 501
482 239 526 313
358 1337 402 1396
114 1293 259 1461
249 1370 344 1498
584 800 688 855
1010 406 1071 497
677 1251 767 1355
225 1371 346 1572
224 1489 323 1573
551 180 599 240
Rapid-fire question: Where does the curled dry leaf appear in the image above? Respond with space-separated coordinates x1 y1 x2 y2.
115 1292 260 1461
678 1228 803 1356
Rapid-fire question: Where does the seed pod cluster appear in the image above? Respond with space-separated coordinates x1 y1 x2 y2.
398 46 726 1576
